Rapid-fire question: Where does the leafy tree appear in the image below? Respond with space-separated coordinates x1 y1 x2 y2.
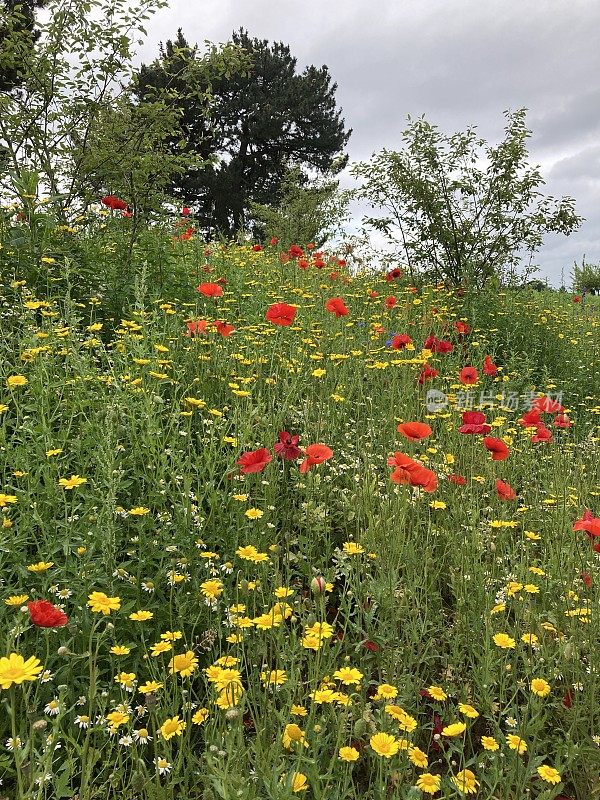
573 257 600 294
352 109 583 287
135 29 351 237
0 0 46 91
248 167 350 249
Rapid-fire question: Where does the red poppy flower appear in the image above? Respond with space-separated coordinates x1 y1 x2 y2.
388 452 437 492
325 297 349 317
495 479 516 500
391 333 413 350
368 290 379 298
101 195 127 210
519 409 542 427
531 424 553 443
269 237 278 246
424 336 453 354
573 509 600 537
458 411 491 435
288 244 304 258
418 364 439 384
265 303 297 327
483 437 510 461
236 447 272 474
532 395 565 414
454 320 471 336
215 321 235 337
483 355 498 376
182 206 191 216
581 571 592 588
313 257 326 269
274 431 302 461
573 295 581 303
385 267 402 281
384 296 397 309
397 422 433 441
252 244 263 252
298 258 310 270
448 473 467 485
27 599 68 628
362 639 380 652
553 413 572 428
197 282 223 298
185 319 208 336
459 366 479 385
299 443 333 473
562 690 573 709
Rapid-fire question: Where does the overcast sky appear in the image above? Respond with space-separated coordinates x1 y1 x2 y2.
140 0 600 286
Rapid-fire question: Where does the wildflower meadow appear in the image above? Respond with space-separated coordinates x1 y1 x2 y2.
0 221 599 799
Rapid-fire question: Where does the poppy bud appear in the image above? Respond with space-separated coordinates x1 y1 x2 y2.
310 576 326 594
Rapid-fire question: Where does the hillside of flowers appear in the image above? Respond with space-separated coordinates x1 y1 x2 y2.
1 210 600 799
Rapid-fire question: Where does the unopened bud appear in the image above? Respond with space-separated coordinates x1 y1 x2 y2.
310 576 326 594
57 646 68 656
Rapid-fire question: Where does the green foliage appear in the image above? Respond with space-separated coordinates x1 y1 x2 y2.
352 109 583 287
0 0 47 91
573 257 600 294
135 29 351 237
248 167 350 249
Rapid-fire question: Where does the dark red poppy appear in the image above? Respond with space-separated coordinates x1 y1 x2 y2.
454 320 471 336
28 600 68 628
101 195 127 211
458 411 491 435
385 267 402 281
459 366 479 385
448 473 467 485
424 336 453 354
496 479 516 500
197 282 223 298
299 444 333 474
573 295 581 303
418 364 439 384
288 244 304 258
483 355 498 376
581 571 592 588
265 303 297 327
252 244 263 252
236 448 272 475
362 639 381 652
325 297 349 317
531 424 553 443
182 207 191 216
483 437 510 461
391 333 413 350
553 413 572 428
274 431 302 461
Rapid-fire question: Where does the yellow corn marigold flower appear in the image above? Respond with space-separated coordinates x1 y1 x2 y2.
129 610 153 621
506 734 527 754
291 704 308 716
106 711 129 729
244 508 263 520
169 651 198 677
87 592 121 615
5 595 29 606
452 769 479 794
261 669 287 687
537 765 561 784
493 632 516 649
342 541 364 555
426 685 447 701
373 683 398 700
333 666 363 685
115 672 136 688
0 653 44 689
0 494 17 508
128 507 150 516
339 746 360 762
370 732 400 757
138 681 163 694
289 772 308 793
27 561 54 573
160 716 186 740
6 375 28 388
416 773 441 795
408 746 428 767
481 735 500 751
458 703 479 718
192 707 209 724
530 678 551 697
58 475 87 489
200 579 223 600
150 641 172 656
282 723 307 749
442 721 466 737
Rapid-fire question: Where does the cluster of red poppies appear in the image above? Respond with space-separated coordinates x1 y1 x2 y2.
236 433 333 476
